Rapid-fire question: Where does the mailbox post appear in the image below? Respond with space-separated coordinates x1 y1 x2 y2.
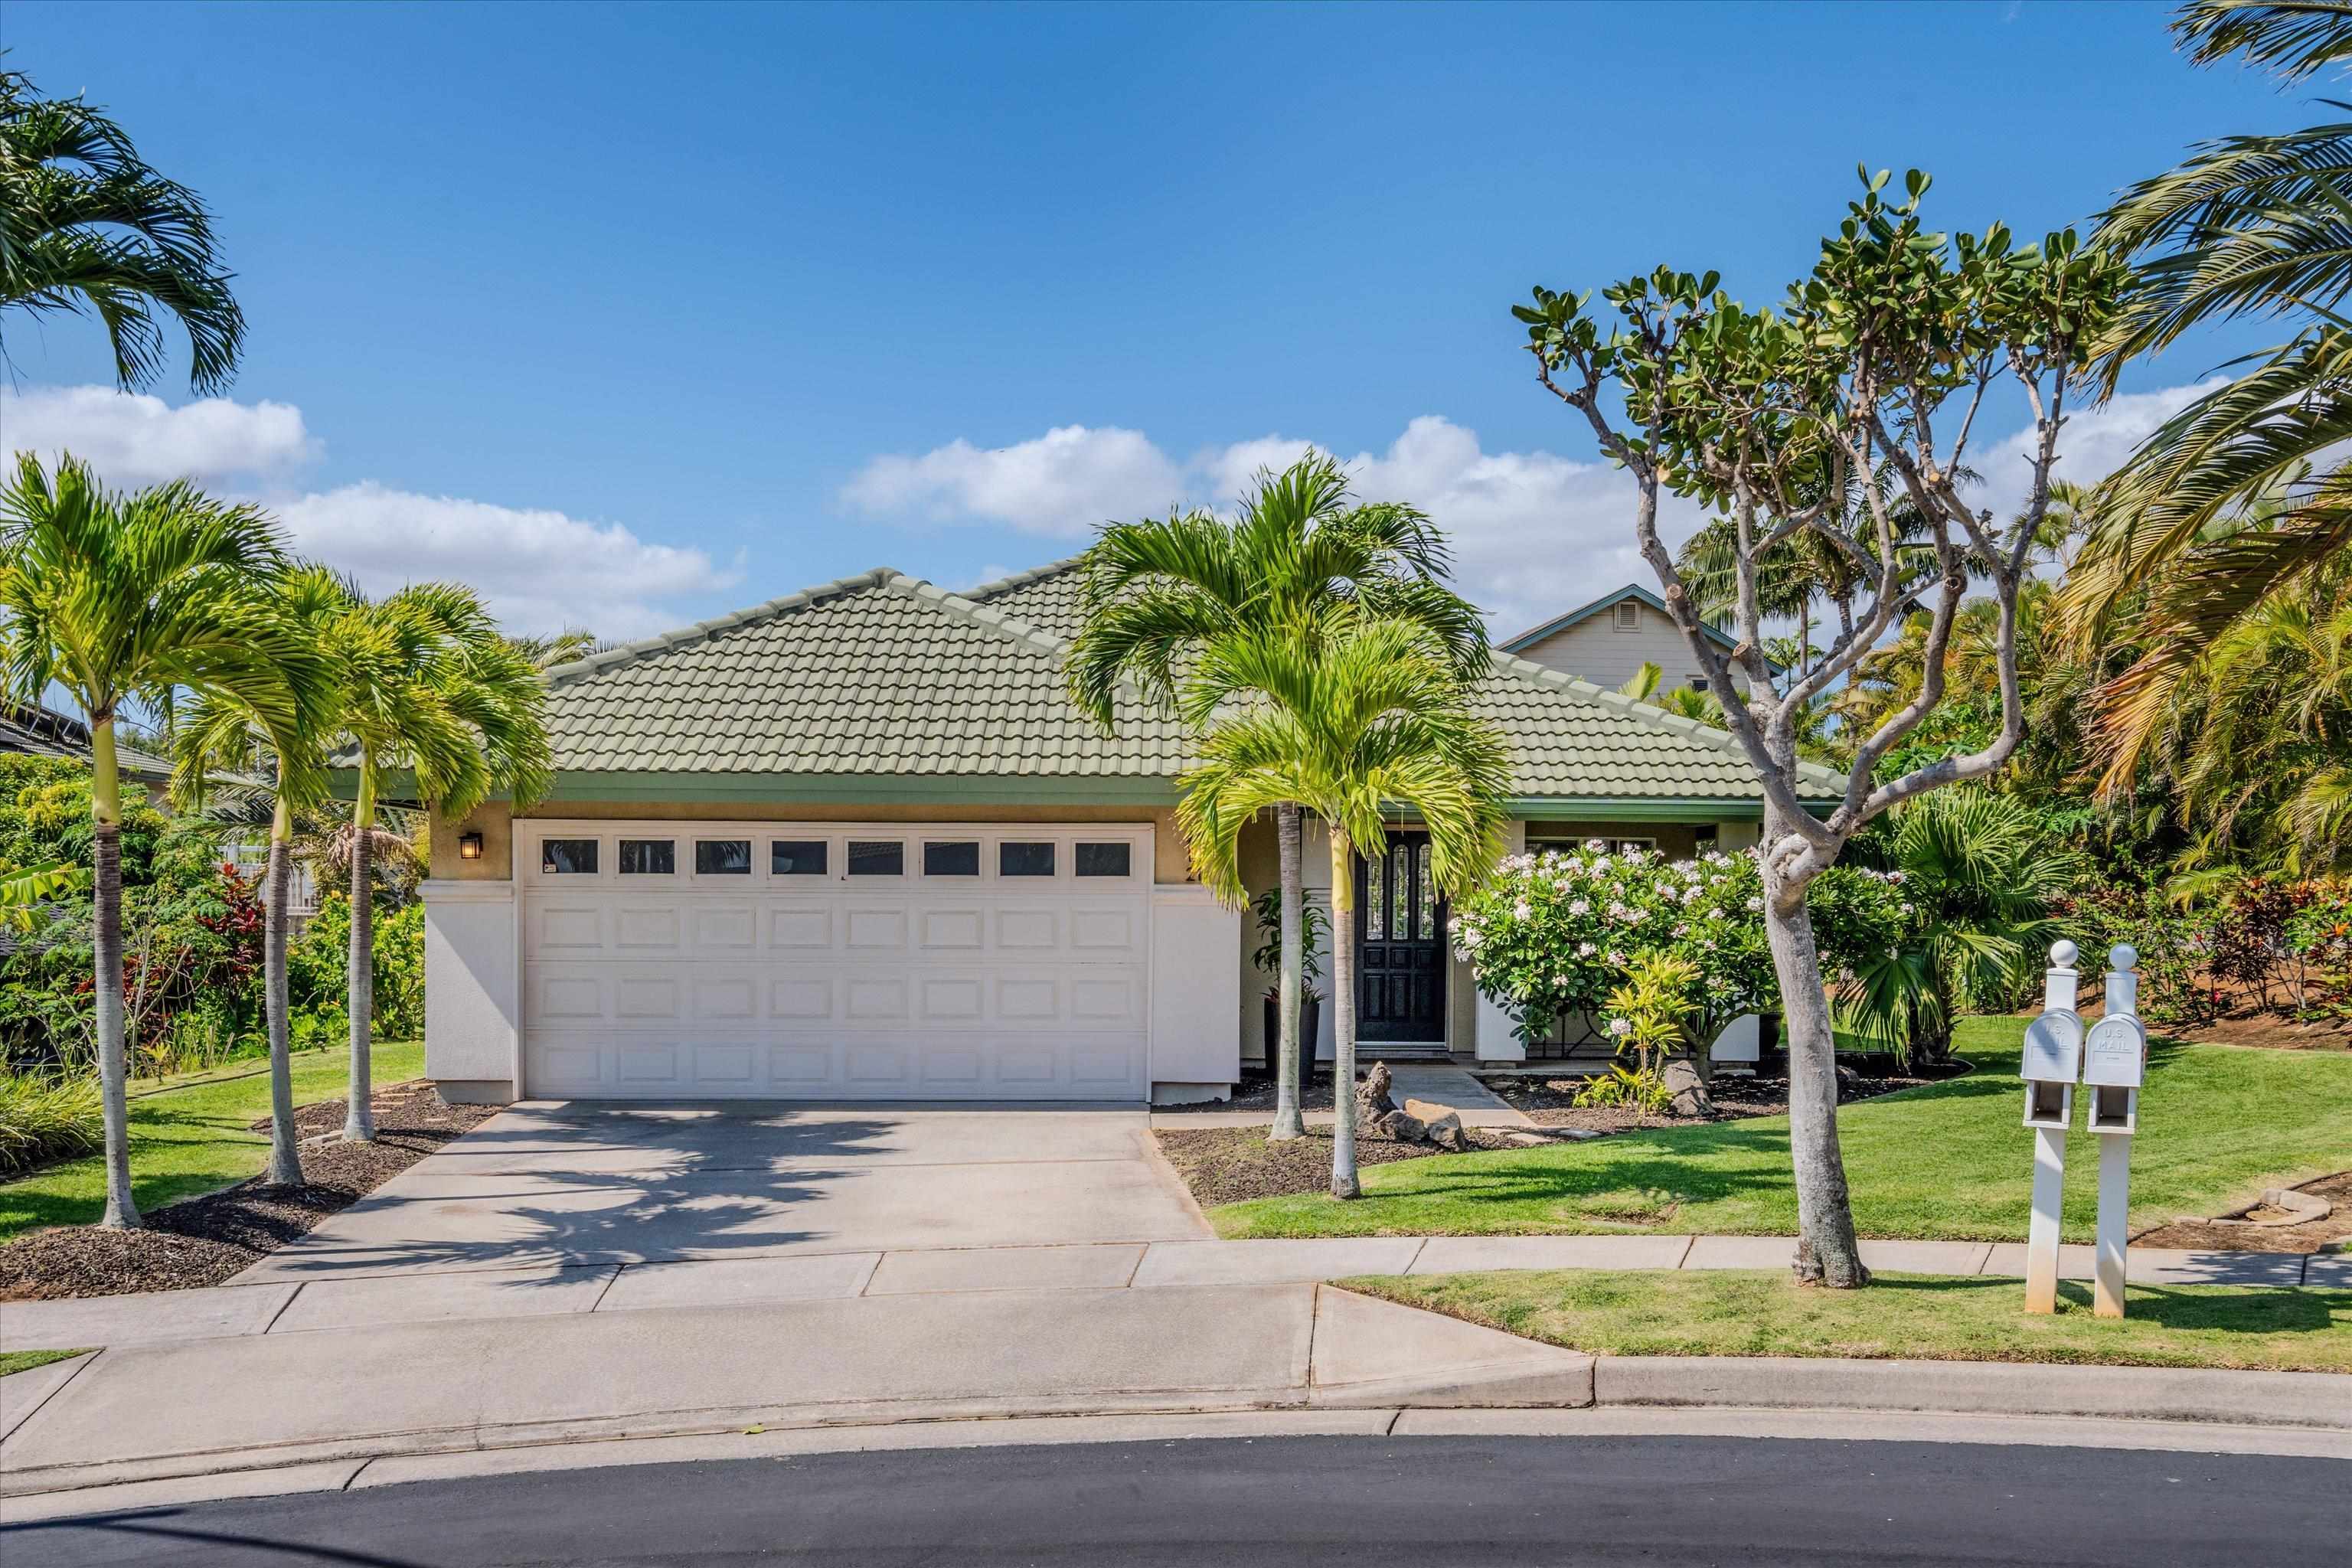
2082 944 2147 1318
2018 941 2083 1315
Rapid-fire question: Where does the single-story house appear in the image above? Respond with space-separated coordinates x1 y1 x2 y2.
1500 583 1779 697
420 560 1840 1105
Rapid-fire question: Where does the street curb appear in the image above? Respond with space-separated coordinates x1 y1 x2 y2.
5 1354 2345 1515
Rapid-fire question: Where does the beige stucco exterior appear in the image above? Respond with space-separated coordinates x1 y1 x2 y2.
1511 594 1754 697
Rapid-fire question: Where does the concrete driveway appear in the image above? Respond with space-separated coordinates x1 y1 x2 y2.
234 1100 1210 1284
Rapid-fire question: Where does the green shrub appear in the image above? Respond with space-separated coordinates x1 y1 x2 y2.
0 1072 102 1176
289 892 424 1042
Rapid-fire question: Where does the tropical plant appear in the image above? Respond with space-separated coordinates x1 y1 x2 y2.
1249 886 1328 1000
0 66 245 392
2069 2 2352 783
172 564 344 1184
320 577 548 1138
1835 789 2082 1066
0 453 323 1226
1513 168 2128 1285
1574 952 1699 1114
0 1070 101 1176
0 859 78 933
1065 452 1489 1142
1173 612 1509 1197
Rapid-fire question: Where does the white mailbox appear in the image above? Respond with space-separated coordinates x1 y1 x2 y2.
2082 1013 2146 1089
2020 1008 2082 1129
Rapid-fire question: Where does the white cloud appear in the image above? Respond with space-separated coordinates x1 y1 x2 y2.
2 385 730 639
0 384 317 487
839 424 1186 537
846 414 1694 635
1970 379 2220 526
275 484 732 640
852 390 2220 637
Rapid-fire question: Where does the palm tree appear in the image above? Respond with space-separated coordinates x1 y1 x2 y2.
0 454 322 1226
324 580 549 1139
0 67 245 393
2072 3 2352 727
1065 453 1488 1142
1174 612 1508 1197
1837 789 2083 1065
172 565 342 1185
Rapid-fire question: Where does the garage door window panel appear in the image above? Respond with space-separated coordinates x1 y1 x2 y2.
619 838 675 876
541 838 599 876
694 839 753 877
1074 842 1132 879
849 840 904 877
923 840 980 877
771 840 828 876
999 841 1056 877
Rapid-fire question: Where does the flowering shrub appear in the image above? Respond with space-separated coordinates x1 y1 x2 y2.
1452 841 1909 1047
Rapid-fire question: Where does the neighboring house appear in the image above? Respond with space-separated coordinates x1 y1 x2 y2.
419 561 1842 1106
0 701 174 802
1501 583 1777 697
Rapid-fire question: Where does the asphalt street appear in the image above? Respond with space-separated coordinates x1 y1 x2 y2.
10 1433 2347 1566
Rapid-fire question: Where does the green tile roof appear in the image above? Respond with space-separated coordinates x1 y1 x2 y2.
538 560 1844 802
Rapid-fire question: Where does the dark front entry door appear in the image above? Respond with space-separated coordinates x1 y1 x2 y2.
1354 833 1447 1042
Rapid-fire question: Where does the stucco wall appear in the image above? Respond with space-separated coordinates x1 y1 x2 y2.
1513 598 1752 696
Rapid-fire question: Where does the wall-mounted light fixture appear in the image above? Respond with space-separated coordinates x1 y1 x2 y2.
458 831 485 861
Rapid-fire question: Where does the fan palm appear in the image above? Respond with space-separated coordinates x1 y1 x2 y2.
0 67 245 393
1836 788 2084 1066
1066 452 1488 1142
0 454 325 1226
324 580 550 1139
172 564 344 1185
1174 612 1509 1197
2071 3 2352 752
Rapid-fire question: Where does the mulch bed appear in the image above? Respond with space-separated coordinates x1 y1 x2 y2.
1483 1057 1965 1133
0 1080 495 1302
1155 1073 1341 1116
2132 1170 2352 1256
1155 1124 1517 1207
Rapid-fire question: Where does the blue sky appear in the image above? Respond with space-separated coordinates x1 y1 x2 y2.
0 1 2309 638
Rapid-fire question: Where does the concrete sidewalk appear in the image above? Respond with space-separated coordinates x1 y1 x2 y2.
5 1233 2337 1353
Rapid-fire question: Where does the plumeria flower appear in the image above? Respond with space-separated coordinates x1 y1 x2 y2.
1606 949 1627 965
1607 1016 1633 1037
1746 896 1762 913
1708 907 1726 920
1585 838 1607 852
1568 899 1590 916
1577 941 1597 957
1512 900 1532 920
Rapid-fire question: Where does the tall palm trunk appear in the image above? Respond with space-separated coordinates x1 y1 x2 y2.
90 717 139 1228
1761 831 1867 1287
1328 827 1361 1200
1270 803 1306 1141
343 762 376 1142
263 790 302 1186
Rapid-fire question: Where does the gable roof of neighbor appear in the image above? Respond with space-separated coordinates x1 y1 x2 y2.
1498 582 1782 674
537 560 1844 807
0 701 173 784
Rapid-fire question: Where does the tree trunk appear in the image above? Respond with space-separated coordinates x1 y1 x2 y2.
1270 803 1306 1141
1328 827 1361 1200
264 792 303 1187
1762 847 1867 1288
343 766 377 1142
90 717 140 1229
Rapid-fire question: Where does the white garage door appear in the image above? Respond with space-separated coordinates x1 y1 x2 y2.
518 821 1153 1100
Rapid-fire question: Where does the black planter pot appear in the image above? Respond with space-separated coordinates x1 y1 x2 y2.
1263 994 1325 1074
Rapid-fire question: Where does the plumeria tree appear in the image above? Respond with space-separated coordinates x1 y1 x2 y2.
1511 170 2128 1284
1454 841 1908 1060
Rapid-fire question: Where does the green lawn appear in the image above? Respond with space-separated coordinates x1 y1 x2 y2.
0 1348 90 1378
1213 1017 2352 1242
1345 1269 2352 1372
0 1041 423 1243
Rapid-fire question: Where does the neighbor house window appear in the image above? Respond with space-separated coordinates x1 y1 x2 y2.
1612 599 1640 631
848 840 904 877
771 840 828 876
999 841 1056 877
541 839 598 874
694 839 752 875
1075 842 1131 877
618 838 675 875
923 840 980 877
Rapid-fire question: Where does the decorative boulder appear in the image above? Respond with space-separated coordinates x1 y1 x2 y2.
1357 1061 1398 1121
1370 1109 1428 1143
1662 1059 1714 1119
1402 1098 1474 1152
